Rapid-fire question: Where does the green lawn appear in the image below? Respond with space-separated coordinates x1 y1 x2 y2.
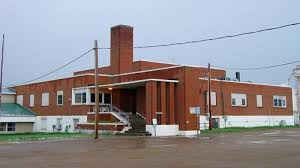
0 132 91 143
200 125 300 135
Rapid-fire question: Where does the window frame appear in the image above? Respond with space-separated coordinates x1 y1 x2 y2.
57 91 63 106
273 95 287 108
41 92 50 106
206 91 217 106
0 123 6 132
256 95 263 108
72 88 89 105
231 93 247 107
7 122 16 132
17 95 24 106
29 94 35 107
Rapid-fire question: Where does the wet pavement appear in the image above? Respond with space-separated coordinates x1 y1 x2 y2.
1 128 300 168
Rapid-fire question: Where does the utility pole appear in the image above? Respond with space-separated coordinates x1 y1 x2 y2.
94 40 99 139
208 63 212 130
0 34 5 107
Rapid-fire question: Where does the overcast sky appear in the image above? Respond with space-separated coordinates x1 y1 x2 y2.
0 0 299 86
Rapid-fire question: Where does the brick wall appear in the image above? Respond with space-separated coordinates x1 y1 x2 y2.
14 75 110 116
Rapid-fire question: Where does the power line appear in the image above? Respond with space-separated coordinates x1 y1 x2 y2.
213 60 300 71
7 22 300 87
97 22 300 49
8 48 93 87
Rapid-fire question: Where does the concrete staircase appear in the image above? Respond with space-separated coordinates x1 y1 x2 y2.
118 113 151 136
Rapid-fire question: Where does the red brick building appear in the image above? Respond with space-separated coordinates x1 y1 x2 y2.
13 25 294 136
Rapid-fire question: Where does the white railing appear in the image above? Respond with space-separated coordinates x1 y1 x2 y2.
136 112 146 120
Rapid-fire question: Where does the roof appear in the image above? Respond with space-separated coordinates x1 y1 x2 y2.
73 79 179 90
98 79 179 89
199 77 291 88
0 88 16 95
0 103 36 117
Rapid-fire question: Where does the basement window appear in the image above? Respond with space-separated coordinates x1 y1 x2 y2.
7 123 16 132
0 123 6 132
231 93 247 107
273 95 286 108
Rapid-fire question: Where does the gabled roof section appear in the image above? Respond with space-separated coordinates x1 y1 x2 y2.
0 103 36 117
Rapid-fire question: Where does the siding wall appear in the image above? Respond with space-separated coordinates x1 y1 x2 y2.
1 94 15 103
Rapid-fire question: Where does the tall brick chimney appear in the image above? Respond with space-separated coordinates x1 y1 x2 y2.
110 25 133 74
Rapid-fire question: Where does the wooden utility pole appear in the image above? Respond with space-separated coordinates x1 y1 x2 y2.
208 63 212 130
0 34 5 107
94 40 99 139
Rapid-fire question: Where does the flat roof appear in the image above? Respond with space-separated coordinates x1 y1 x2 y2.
73 79 179 90
199 77 291 88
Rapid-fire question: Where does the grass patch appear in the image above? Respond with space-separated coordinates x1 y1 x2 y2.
200 125 300 135
0 132 91 142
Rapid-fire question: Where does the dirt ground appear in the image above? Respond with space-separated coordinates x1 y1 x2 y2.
1 128 300 168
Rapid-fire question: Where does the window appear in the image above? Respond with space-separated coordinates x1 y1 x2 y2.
73 118 80 128
90 93 103 103
42 93 49 106
0 123 6 132
57 91 63 105
206 91 217 106
104 93 111 104
41 117 47 131
273 95 287 108
56 118 63 131
232 98 236 106
17 95 23 106
231 93 247 107
30 94 35 107
7 123 16 132
242 98 246 106
75 92 87 104
256 95 263 107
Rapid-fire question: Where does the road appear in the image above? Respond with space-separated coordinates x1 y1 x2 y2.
1 128 300 168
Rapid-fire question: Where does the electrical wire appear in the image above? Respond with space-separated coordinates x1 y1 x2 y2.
97 22 300 49
8 48 93 87
7 22 300 87
212 60 300 71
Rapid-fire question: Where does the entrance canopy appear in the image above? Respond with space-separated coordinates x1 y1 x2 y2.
98 79 179 89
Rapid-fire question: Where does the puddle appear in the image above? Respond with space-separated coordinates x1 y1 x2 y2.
262 131 280 136
272 139 290 142
250 140 268 144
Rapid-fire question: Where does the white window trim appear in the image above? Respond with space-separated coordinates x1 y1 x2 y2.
273 95 287 108
29 94 35 107
231 93 247 107
17 95 24 106
57 91 63 106
72 88 90 105
256 95 263 108
41 92 50 106
41 117 47 131
206 91 217 106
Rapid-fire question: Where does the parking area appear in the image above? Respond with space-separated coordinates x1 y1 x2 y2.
1 128 300 168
